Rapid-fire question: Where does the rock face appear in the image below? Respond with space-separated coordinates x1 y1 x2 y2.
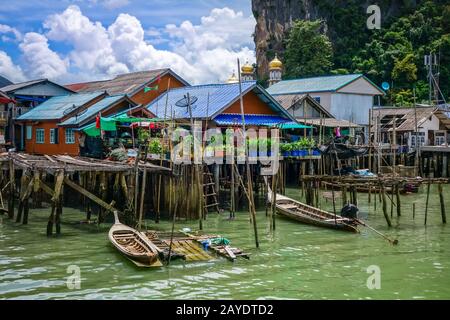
252 0 418 80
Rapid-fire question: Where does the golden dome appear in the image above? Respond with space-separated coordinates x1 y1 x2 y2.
269 54 283 69
227 71 239 84
241 61 254 74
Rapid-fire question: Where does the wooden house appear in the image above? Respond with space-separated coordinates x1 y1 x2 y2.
1 78 75 148
146 81 295 128
66 68 189 106
371 106 450 151
16 92 137 155
267 74 385 127
274 93 362 141
0 91 15 149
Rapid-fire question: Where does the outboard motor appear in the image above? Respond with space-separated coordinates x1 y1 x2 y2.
340 204 359 220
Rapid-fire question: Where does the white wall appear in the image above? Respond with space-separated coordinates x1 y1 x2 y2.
330 93 373 125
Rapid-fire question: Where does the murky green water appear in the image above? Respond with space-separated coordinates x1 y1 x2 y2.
1 185 449 300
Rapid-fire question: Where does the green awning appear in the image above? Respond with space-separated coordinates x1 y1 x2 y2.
82 116 163 137
279 122 314 130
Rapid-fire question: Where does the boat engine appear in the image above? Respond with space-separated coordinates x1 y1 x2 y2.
340 204 359 220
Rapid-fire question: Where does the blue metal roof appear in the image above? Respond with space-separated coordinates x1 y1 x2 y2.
146 81 295 123
59 95 126 126
147 81 256 119
214 114 291 126
17 92 104 120
267 74 379 95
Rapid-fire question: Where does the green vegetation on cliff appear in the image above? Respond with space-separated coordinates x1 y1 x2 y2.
273 0 450 105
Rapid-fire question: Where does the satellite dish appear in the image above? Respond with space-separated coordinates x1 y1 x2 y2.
381 82 390 91
175 95 198 108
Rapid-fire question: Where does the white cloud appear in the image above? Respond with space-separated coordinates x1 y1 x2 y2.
0 24 22 42
0 50 26 83
5 5 256 84
44 5 128 77
19 32 68 80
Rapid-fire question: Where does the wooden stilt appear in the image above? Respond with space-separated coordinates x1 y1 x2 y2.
424 179 431 225
381 183 392 227
396 183 401 217
438 183 446 224
8 159 15 219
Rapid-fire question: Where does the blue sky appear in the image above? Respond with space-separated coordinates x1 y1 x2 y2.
0 0 255 84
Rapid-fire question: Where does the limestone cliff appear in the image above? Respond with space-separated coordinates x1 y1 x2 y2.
252 0 420 79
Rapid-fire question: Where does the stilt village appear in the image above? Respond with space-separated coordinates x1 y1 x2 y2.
0 54 449 267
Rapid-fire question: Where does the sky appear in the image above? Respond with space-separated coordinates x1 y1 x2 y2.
0 0 255 85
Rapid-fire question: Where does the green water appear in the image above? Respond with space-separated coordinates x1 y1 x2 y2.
1 185 449 300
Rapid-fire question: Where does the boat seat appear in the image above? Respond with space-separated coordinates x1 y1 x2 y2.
280 204 298 210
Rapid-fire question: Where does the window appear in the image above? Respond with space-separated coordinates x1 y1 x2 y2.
65 128 75 144
36 128 44 144
435 132 446 146
50 128 56 144
411 132 425 147
313 96 321 104
26 126 32 140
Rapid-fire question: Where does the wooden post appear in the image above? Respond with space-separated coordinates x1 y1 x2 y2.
16 171 27 223
424 179 431 225
413 202 416 220
438 183 446 224
138 169 147 230
381 183 392 227
396 183 401 217
342 185 347 207
8 159 15 219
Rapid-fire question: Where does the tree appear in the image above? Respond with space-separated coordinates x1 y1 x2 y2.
284 20 333 78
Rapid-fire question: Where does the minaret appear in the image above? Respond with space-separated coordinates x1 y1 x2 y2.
241 61 255 81
226 71 239 84
268 54 283 86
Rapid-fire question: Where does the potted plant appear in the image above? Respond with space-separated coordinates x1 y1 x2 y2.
148 139 162 159
281 142 292 157
247 138 258 157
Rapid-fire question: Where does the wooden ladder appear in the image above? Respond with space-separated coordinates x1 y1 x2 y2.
202 166 220 215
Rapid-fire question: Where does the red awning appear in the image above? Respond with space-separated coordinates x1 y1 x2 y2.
0 97 15 104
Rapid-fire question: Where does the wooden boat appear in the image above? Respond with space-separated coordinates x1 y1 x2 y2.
108 212 163 267
267 181 358 233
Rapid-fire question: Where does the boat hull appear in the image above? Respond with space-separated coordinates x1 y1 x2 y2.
108 222 162 267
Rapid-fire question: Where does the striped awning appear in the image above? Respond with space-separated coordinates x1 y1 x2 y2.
213 114 290 127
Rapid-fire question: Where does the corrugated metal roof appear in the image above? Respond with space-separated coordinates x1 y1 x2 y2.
66 69 189 96
274 93 334 118
59 95 126 126
0 79 47 93
17 92 104 120
371 107 448 131
267 74 365 95
0 75 12 88
214 114 290 126
147 81 257 119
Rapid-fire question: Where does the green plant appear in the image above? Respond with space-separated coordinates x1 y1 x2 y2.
148 139 162 154
281 142 292 152
137 128 150 142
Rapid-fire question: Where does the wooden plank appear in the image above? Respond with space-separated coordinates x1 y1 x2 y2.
44 155 57 163
63 177 121 214
39 180 55 197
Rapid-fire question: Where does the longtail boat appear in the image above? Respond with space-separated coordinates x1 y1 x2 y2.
267 182 359 233
108 212 163 267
